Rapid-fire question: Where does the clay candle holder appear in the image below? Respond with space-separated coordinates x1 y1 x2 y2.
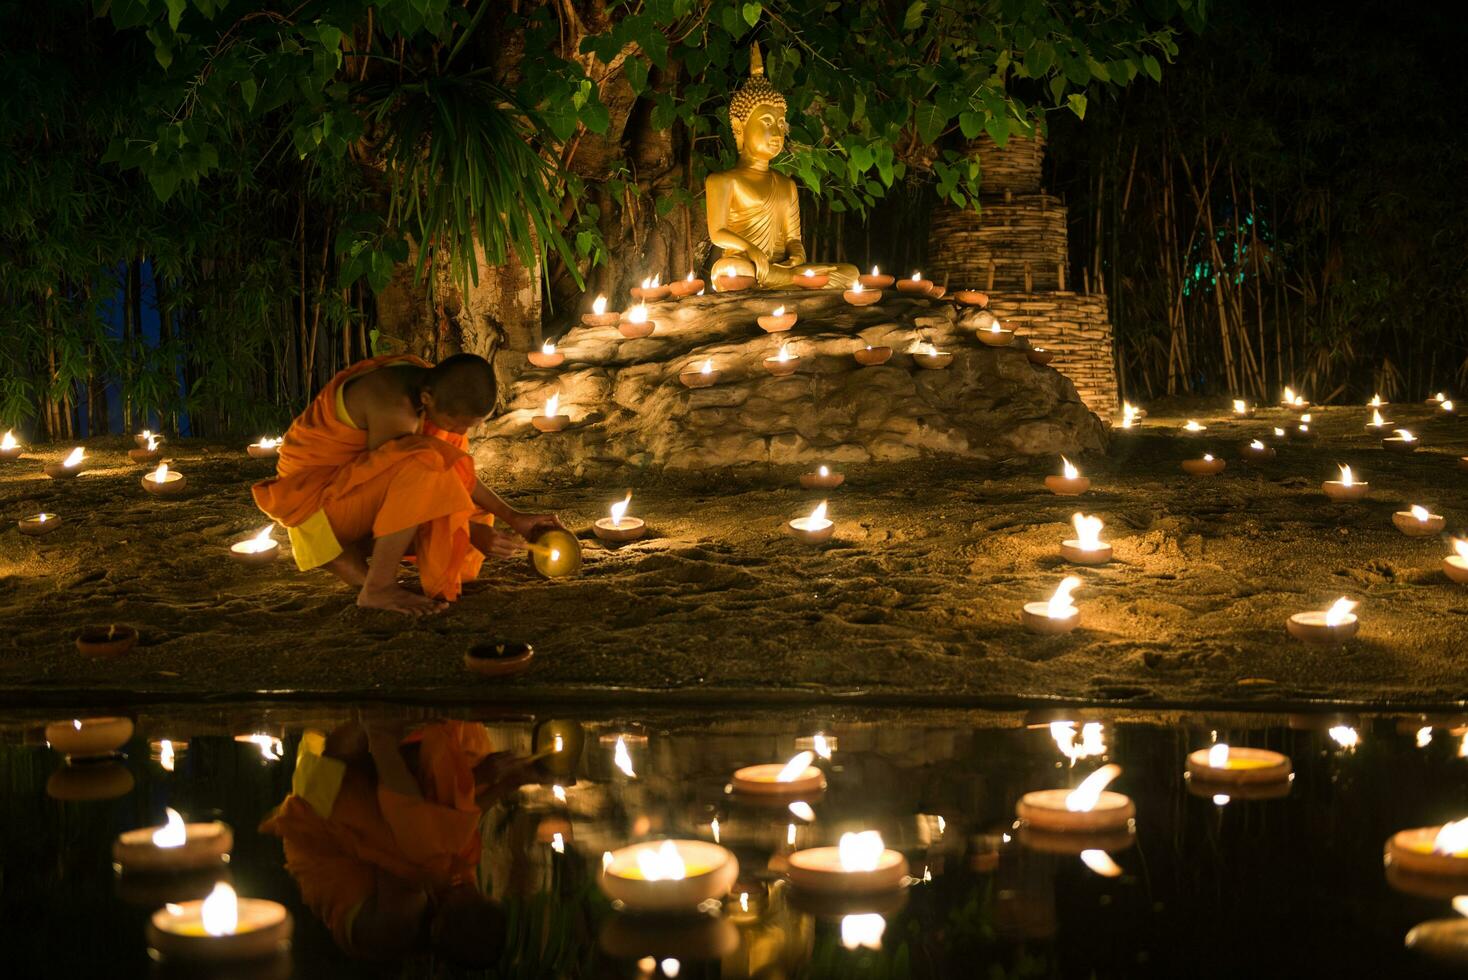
582 295 621 328
532 393 571 433
763 343 800 377
1287 597 1359 643
1241 439 1276 461
114 809 233 874
669 272 705 297
787 500 834 545
1385 821 1468 878
854 345 892 366
679 359 720 388
75 624 139 658
843 283 882 306
910 343 953 370
147 882 293 962
1185 744 1292 786
758 306 797 332
1022 576 1081 635
1017 765 1134 833
229 525 279 565
1061 513 1111 565
44 446 86 479
714 272 756 292
18 513 61 537
46 717 134 758
859 266 895 289
1290 422 1316 442
0 429 21 460
528 340 565 368
732 751 826 798
247 436 281 459
930 284 948 298
131 435 164 464
1366 409 1391 432
1394 505 1445 537
1323 464 1369 501
619 304 657 339
1444 540 1468 584
954 290 989 307
897 272 933 294
1383 429 1419 454
630 275 670 302
788 831 907 895
1026 346 1055 365
978 322 1015 347
134 429 155 448
599 839 739 912
794 270 829 289
800 465 844 490
594 492 646 543
142 461 187 497
1044 456 1090 496
463 640 535 677
1182 454 1227 476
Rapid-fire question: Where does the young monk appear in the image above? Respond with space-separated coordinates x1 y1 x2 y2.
253 353 561 615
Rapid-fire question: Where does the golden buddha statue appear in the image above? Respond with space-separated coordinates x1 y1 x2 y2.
706 46 859 290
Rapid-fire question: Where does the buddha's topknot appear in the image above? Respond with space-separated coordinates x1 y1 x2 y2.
730 43 786 127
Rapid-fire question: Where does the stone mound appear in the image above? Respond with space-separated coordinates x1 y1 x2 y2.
474 289 1107 477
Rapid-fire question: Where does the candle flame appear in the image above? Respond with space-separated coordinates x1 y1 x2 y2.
73 719 82 730
1208 743 1229 768
151 462 170 483
837 830 885 872
851 282 864 293
1444 400 1455 412
1411 505 1431 522
237 733 283 761
1435 391 1448 402
685 271 695 282
841 913 886 950
871 265 880 276
700 359 712 374
803 268 815 277
146 433 159 450
62 447 84 468
1298 424 1309 433
1435 819 1468 856
1370 394 1383 407
613 736 636 777
910 271 921 281
812 732 832 759
1072 513 1104 550
1329 725 1359 749
541 339 556 355
592 295 608 315
544 393 560 418
153 808 187 848
159 739 175 771
789 801 815 821
255 436 281 449
1080 850 1122 877
773 305 785 316
201 882 239 937
627 303 649 324
36 513 48 523
1273 427 1285 437
1338 464 1354 487
1065 764 1121 812
234 525 276 554
610 491 631 527
990 322 1002 333
807 500 828 525
1324 597 1357 627
1046 576 1081 619
710 819 720 843
1283 386 1296 403
0 430 15 450
1050 721 1106 765
776 751 815 782
1394 429 1416 442
1203 454 1215 462
818 465 829 477
553 734 564 753
1300 413 1312 423
551 832 565 854
1418 727 1433 749
635 840 687 881
1233 399 1247 413
775 343 793 362
1453 539 1468 560
1250 439 1265 450
1371 409 1385 426
1183 420 1205 432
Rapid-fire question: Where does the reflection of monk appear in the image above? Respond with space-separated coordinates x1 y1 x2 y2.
251 353 562 615
259 720 532 964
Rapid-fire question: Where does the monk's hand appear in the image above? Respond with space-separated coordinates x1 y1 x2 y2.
505 511 565 542
473 751 538 804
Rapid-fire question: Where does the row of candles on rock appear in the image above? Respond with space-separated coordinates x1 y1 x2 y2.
615 266 970 302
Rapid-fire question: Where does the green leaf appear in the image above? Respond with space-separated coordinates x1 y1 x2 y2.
984 114 1008 146
1142 54 1162 82
1067 93 1087 119
580 98 609 134
902 1 926 31
742 2 762 27
165 0 186 30
958 111 982 140
240 78 257 110
1049 75 1067 104
148 169 180 202
914 103 946 144
625 57 649 95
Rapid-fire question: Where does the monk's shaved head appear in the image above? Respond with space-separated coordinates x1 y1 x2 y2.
425 353 497 419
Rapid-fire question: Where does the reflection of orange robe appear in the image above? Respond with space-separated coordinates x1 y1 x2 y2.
259 722 495 951
251 354 485 601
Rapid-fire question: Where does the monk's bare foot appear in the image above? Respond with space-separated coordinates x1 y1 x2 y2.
325 549 370 588
356 582 446 616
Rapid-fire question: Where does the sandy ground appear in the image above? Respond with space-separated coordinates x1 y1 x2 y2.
1 397 1465 708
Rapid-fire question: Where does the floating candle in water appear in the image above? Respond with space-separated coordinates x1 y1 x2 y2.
1018 764 1135 832
1061 512 1111 564
142 460 187 496
600 839 739 911
800 463 845 490
841 913 886 950
1288 597 1359 643
1045 456 1090 495
147 882 293 960
594 491 646 543
787 500 834 544
1182 452 1226 475
1185 742 1292 785
787 830 908 894
115 807 234 874
229 525 279 565
1384 428 1419 453
1022 576 1081 634
1385 817 1468 878
732 750 826 797
1444 539 1468 584
1183 419 1206 432
1393 504 1444 537
532 393 571 432
1323 464 1369 501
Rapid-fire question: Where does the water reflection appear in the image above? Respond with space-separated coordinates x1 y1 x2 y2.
4 708 1468 976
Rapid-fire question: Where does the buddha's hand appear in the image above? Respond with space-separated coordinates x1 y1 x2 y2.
748 247 771 283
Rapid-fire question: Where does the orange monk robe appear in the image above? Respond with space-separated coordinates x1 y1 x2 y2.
252 354 488 601
259 721 495 951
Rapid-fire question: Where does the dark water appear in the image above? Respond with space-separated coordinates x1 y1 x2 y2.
3 704 1468 979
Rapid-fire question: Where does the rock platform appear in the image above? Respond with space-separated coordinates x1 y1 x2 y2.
474 289 1107 477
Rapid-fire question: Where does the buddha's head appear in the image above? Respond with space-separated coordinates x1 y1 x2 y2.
730 44 788 161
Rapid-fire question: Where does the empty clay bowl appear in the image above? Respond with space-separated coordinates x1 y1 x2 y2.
953 290 989 307
76 625 140 658
464 641 535 677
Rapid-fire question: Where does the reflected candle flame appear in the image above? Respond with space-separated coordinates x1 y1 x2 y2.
1328 725 1359 749
812 732 832 759
159 738 175 771
1418 727 1433 749
1080 849 1122 877
1050 721 1105 765
1065 764 1121 812
552 784 566 802
153 808 187 848
789 801 815 821
841 913 886 950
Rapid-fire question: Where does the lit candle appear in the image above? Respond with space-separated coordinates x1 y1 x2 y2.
1043 457 1090 496
613 735 636 777
1442 399 1455 413
594 491 646 543
787 500 834 544
135 428 154 448
1383 428 1419 453
1181 452 1227 476
1290 421 1315 442
1287 597 1359 643
75 624 140 658
859 265 895 288
582 294 621 327
147 882 293 961
532 392 571 432
795 268 829 289
1430 391 1448 404
758 305 798 332
787 831 909 894
731 750 827 797
978 320 1015 347
141 460 188 497
1232 399 1254 417
1366 408 1391 431
853 343 893 365
247 435 281 458
1444 539 1468 585
45 716 134 758
599 839 740 912
1183 419 1206 433
1281 386 1308 408
1022 576 1081 635
1026 344 1054 365
128 432 163 464
1016 764 1135 832
678 358 720 388
1322 464 1369 501
17 512 61 537
1185 743 1292 786
1061 513 1111 565
631 274 670 301
1118 402 1140 429
714 268 754 291
800 463 845 490
669 270 705 297
1369 394 1385 407
43 446 86 479
229 525 280 565
1240 438 1276 461
528 338 565 368
843 280 882 305
619 302 657 338
1385 818 1468 878
0 429 21 460
1393 504 1445 537
897 271 933 294
114 808 234 874
909 340 953 370
763 342 800 376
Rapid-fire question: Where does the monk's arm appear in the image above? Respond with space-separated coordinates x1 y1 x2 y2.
367 726 423 800
470 481 563 540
